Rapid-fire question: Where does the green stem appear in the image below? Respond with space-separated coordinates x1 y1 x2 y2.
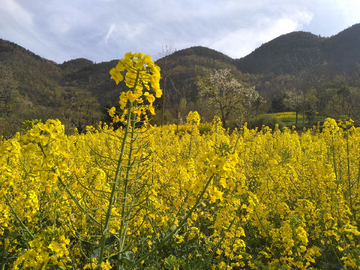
97 70 141 270
56 174 101 227
97 108 132 269
188 127 193 156
118 107 138 258
132 174 215 266
346 128 354 219
328 238 344 268
4 195 34 240
0 237 6 270
331 138 338 189
201 215 237 268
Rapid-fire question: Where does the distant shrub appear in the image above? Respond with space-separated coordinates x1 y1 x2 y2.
249 115 285 130
272 111 297 119
198 122 212 134
171 122 212 135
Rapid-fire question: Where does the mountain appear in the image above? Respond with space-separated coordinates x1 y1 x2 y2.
0 38 63 106
234 31 326 75
1 23 360 136
2 23 360 109
59 58 94 74
61 59 121 107
324 23 360 72
0 39 104 137
170 46 235 67
235 23 360 75
154 46 243 105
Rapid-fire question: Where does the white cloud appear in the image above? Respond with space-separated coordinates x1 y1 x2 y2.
105 24 116 44
335 0 360 25
208 8 314 58
0 0 33 29
0 0 37 41
0 0 357 63
119 22 147 41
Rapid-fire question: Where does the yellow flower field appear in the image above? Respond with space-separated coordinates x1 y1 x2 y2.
271 112 297 119
1 116 360 269
1 52 360 269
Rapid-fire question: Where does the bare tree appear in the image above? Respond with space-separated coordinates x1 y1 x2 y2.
284 55 327 124
155 45 178 125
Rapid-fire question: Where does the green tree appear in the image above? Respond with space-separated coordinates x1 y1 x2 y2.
60 88 103 134
197 69 262 128
155 45 178 126
283 57 326 125
283 88 318 125
323 81 360 121
0 62 19 117
0 62 22 138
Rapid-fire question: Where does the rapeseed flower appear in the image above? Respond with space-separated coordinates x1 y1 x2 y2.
109 52 162 119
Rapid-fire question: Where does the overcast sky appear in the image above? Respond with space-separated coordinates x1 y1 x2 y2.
1 0 359 64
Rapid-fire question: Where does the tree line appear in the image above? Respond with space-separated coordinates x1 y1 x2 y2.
1 43 360 138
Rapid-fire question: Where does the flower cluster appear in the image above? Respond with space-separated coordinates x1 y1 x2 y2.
186 111 201 125
109 52 162 122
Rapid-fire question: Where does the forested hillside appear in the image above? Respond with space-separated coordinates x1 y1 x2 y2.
1 23 360 137
235 31 326 75
235 23 360 75
0 39 104 136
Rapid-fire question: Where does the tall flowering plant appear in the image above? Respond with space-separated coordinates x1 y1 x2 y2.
108 52 162 122
95 52 164 269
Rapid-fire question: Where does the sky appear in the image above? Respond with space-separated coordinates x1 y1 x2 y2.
1 0 359 64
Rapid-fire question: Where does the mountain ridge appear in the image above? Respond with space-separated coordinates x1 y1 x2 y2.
1 23 360 137
235 23 360 74
2 23 360 76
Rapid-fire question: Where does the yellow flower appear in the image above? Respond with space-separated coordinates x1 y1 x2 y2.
109 63 125 85
108 107 116 117
208 187 223 203
193 180 204 194
148 105 156 115
113 115 120 123
127 91 137 102
84 258 98 269
186 111 201 125
119 92 128 109
48 241 62 252
187 196 196 207
146 93 155 104
110 52 162 117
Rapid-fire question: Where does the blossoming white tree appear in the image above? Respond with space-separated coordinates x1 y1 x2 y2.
197 69 262 127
